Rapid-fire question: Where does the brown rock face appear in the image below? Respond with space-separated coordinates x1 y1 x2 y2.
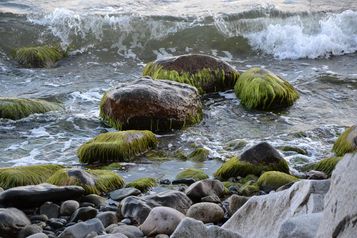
100 78 203 133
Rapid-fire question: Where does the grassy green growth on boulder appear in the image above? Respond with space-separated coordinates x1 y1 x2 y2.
239 182 260 196
77 130 158 164
234 67 299 110
175 168 209 181
0 164 63 189
13 45 65 68
0 97 62 120
125 177 157 192
313 157 342 177
142 54 240 94
332 126 357 156
188 148 209 162
257 171 298 192
47 168 124 194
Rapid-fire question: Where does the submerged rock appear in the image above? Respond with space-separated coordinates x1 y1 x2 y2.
316 153 357 238
257 171 299 192
332 125 357 156
77 130 157 164
125 177 157 192
13 45 65 68
234 67 299 110
0 183 84 208
175 168 209 181
0 164 62 189
0 208 30 237
185 179 225 203
47 168 124 194
186 202 224 224
142 54 240 94
99 78 203 132
222 179 330 238
0 97 62 120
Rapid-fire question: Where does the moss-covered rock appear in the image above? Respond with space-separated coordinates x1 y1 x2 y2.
278 146 308 155
77 130 158 164
312 157 342 177
234 68 299 110
224 139 248 151
239 182 260 196
0 164 63 189
188 148 209 162
13 45 65 68
175 168 209 181
143 54 240 94
125 177 157 192
99 78 203 133
257 171 298 192
332 126 357 156
47 168 124 194
0 97 62 120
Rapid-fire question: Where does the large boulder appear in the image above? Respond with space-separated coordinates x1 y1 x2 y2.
332 125 357 156
0 208 30 237
47 168 124 194
316 153 357 238
0 164 62 189
99 78 203 132
171 217 242 238
185 179 225 203
142 54 240 94
0 97 62 120
214 142 289 180
77 130 157 164
234 67 299 110
139 207 185 236
0 183 85 208
58 218 105 238
222 179 330 238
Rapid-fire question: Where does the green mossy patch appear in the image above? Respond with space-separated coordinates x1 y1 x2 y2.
332 126 357 156
47 168 124 194
257 171 298 192
13 45 66 68
188 148 209 162
175 168 209 181
125 177 157 192
0 97 62 120
279 146 308 155
214 157 289 181
234 67 299 110
224 139 248 151
77 130 158 164
0 164 63 189
239 182 260 196
100 162 126 170
313 157 342 177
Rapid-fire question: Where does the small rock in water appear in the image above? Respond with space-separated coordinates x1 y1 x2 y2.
39 202 60 219
69 207 98 222
60 200 80 216
186 202 225 224
109 188 141 201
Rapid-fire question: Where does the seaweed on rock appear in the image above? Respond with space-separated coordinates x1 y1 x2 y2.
0 97 62 120
77 130 158 164
125 177 157 192
188 148 209 162
175 168 209 181
257 171 298 192
313 157 342 177
0 164 63 189
234 67 299 110
332 126 357 156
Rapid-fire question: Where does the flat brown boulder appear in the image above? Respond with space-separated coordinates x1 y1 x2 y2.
100 78 202 133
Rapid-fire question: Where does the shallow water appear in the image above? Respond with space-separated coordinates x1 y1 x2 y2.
0 0 356 181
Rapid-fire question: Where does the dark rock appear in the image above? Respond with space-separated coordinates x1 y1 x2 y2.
81 194 106 208
172 178 196 186
185 179 225 202
47 218 66 229
40 202 60 219
80 202 95 208
60 200 80 216
159 179 171 185
109 188 141 201
0 207 30 237
100 78 203 133
0 184 84 208
70 207 98 222
18 224 43 238
96 211 118 228
30 214 48 223
106 224 144 238
58 218 105 238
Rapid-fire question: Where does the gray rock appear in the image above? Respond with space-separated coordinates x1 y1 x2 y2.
185 179 224 202
201 195 221 203
96 234 128 238
146 190 192 214
278 213 322 238
225 195 249 216
171 217 242 238
106 224 144 238
110 188 141 201
306 170 328 180
18 224 43 238
240 142 286 167
27 233 49 238
186 202 224 224
0 183 84 208
58 218 105 238
222 179 330 238
60 200 80 216
81 194 106 208
139 207 185 236
155 234 169 238
96 211 118 228
0 207 30 237
316 153 357 238
40 202 60 219
70 207 98 222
